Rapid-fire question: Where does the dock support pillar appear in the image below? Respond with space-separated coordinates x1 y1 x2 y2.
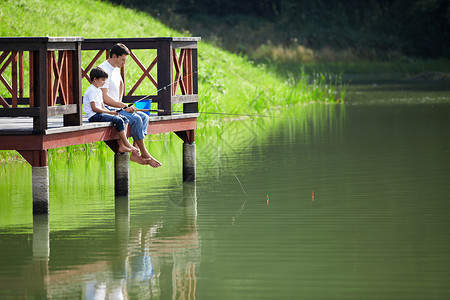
19 150 49 215
176 130 196 182
114 153 129 196
183 142 196 182
32 167 49 214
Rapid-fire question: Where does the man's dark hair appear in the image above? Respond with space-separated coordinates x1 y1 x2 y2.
109 43 130 58
90 67 109 80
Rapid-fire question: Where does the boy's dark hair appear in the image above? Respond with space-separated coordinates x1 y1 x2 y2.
109 43 130 58
90 67 108 80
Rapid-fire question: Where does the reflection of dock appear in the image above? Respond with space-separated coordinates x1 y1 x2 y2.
0 183 200 299
0 37 199 214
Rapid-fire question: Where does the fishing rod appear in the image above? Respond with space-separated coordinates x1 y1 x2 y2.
118 71 198 112
136 108 270 118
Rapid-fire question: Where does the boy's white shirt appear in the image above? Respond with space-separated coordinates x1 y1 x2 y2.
98 60 122 101
83 84 103 119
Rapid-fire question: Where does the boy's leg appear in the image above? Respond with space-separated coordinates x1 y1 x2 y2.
110 116 139 153
89 113 135 153
117 131 133 153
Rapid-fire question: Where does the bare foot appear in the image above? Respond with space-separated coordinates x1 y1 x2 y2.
130 152 162 168
140 152 162 168
147 156 162 168
130 152 149 165
129 146 140 154
117 145 133 153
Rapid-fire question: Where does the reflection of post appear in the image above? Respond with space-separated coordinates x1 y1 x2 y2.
115 196 130 243
172 181 199 300
33 215 50 260
32 215 50 299
183 181 197 221
112 196 130 298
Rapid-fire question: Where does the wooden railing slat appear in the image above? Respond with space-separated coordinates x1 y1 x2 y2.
81 50 104 83
18 52 24 98
11 51 17 107
0 95 10 108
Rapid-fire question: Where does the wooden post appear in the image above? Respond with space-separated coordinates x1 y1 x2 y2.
64 42 82 126
184 48 198 114
114 152 129 196
33 44 48 133
157 39 173 115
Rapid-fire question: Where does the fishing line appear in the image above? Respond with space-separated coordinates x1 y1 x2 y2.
234 173 247 196
118 71 198 112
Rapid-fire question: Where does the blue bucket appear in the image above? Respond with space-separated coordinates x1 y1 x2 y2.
134 100 152 115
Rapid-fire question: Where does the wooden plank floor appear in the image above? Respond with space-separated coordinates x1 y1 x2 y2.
0 113 198 150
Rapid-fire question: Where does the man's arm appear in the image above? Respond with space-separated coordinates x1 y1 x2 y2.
119 80 124 102
101 88 126 108
101 88 137 113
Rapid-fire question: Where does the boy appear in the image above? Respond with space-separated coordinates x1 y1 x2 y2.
83 67 139 154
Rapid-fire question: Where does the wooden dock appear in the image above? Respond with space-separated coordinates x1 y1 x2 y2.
0 37 200 214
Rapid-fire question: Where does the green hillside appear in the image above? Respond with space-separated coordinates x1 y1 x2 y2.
0 0 342 123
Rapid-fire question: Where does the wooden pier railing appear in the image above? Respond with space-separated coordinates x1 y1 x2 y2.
0 37 200 132
81 37 199 116
0 37 83 132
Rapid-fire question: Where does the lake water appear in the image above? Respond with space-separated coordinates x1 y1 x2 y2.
1 79 449 299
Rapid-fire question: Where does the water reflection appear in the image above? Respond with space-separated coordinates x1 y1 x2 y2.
2 81 449 298
4 183 199 299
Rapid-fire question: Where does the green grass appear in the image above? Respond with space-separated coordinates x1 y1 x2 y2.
0 0 342 112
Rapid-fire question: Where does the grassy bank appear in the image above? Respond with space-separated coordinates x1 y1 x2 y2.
0 0 343 113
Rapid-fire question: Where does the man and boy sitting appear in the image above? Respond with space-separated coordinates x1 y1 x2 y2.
83 43 161 168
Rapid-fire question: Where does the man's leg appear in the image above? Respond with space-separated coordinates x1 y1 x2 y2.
119 110 161 167
133 112 161 167
134 138 161 168
119 110 145 141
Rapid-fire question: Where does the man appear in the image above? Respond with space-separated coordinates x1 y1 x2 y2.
99 43 161 168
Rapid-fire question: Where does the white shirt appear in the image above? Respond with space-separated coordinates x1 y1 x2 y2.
98 60 122 101
83 84 103 119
